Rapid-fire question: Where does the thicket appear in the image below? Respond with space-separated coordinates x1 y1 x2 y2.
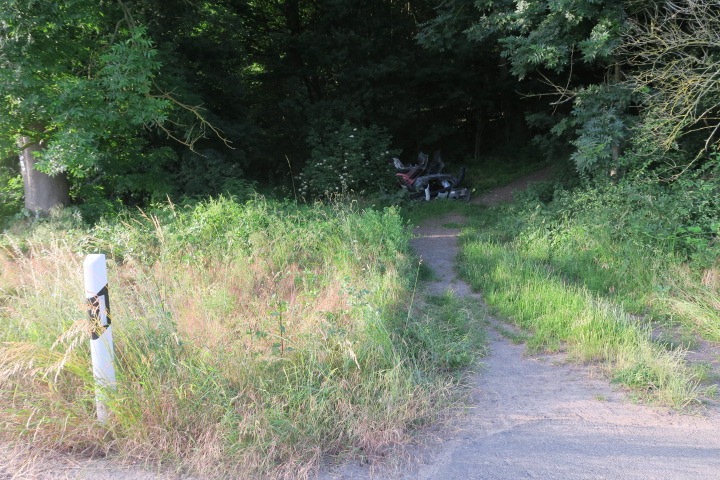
0 197 486 478
1 0 508 219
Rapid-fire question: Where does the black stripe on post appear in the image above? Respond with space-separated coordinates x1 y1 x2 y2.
88 284 111 340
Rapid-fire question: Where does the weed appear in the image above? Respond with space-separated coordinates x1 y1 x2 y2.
0 197 478 478
705 385 718 398
417 261 437 282
390 290 488 375
659 265 720 343
402 200 478 227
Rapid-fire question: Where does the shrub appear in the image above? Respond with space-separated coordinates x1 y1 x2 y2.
298 122 397 198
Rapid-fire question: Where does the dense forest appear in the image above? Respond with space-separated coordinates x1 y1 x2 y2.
1 0 717 221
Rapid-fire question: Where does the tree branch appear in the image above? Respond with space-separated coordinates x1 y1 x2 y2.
150 86 234 153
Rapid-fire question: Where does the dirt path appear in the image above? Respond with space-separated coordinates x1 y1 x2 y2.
322 176 720 480
474 165 555 206
406 217 720 480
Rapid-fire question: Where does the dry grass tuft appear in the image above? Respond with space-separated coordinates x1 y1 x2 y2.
660 264 720 342
0 198 474 479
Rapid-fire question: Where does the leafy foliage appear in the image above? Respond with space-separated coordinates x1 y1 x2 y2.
299 123 397 198
563 84 635 176
466 0 625 79
0 155 22 225
623 1 720 157
424 0 633 178
0 0 718 239
0 2 178 210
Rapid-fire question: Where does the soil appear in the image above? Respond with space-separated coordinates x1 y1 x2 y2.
474 165 555 206
4 170 720 479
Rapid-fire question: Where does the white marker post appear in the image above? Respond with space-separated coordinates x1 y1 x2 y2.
84 254 116 423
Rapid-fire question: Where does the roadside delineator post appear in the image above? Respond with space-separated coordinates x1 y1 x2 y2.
84 254 116 423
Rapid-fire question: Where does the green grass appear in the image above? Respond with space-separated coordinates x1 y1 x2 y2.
492 324 532 344
451 174 720 407
0 196 486 479
402 199 477 227
392 291 488 375
459 231 701 406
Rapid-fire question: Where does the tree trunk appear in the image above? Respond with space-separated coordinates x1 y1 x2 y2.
18 136 70 216
474 117 486 161
610 62 622 182
283 0 322 104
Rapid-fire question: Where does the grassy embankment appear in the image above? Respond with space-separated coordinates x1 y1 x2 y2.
0 197 485 479
456 175 719 407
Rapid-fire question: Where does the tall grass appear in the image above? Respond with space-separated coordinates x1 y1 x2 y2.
454 177 720 407
661 265 720 343
0 197 483 478
517 184 720 348
459 236 700 406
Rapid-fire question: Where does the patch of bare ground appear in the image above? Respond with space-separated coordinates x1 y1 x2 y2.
474 165 555 206
0 444 194 480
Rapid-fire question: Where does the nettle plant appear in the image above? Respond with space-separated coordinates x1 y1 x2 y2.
298 123 397 198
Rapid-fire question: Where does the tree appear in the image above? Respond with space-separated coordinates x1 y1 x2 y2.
0 1 178 216
422 0 636 178
17 133 70 215
231 0 497 173
418 0 540 158
622 0 720 177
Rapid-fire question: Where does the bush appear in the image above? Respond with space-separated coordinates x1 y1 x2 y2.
0 155 22 227
298 122 398 198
